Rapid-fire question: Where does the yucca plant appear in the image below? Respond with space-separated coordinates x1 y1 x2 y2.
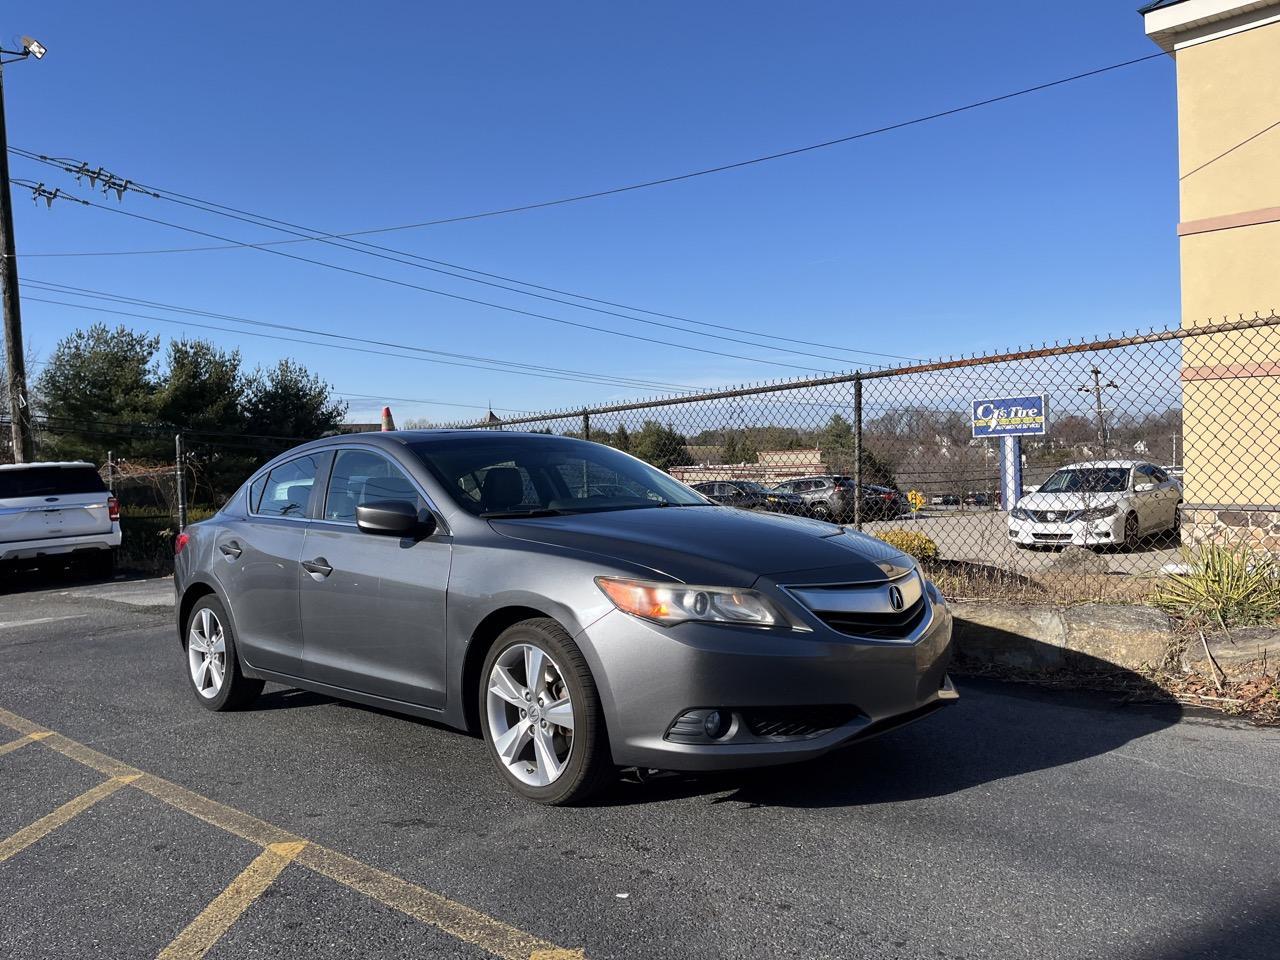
1154 544 1280 629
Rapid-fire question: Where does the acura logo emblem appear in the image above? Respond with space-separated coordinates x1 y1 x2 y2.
888 585 905 612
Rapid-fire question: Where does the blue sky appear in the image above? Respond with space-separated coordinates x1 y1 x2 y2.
6 1 1177 424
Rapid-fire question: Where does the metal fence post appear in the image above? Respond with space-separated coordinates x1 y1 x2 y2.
852 375 863 530
175 432 187 531
582 410 591 442
106 450 114 494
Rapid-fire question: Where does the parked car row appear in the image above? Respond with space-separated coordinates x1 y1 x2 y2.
692 476 907 522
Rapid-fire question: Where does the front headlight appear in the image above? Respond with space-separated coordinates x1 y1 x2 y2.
1080 505 1117 520
1011 507 1031 521
596 577 785 628
924 579 946 606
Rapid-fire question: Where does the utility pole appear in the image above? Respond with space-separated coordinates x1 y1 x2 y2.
1078 367 1118 452
0 36 46 463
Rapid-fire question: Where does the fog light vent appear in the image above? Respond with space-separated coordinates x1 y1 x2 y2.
666 708 737 744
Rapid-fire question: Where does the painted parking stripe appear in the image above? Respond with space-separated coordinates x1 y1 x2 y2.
298 844 585 960
155 841 307 960
0 615 87 629
0 730 51 756
0 706 586 960
0 774 139 862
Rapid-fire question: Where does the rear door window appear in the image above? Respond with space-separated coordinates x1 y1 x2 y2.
323 449 424 522
0 466 106 498
254 455 321 518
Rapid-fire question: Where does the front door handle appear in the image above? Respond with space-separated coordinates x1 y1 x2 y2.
301 557 333 578
219 541 242 559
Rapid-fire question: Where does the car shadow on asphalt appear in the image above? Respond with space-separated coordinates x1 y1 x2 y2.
594 676 1184 809
0 562 130 595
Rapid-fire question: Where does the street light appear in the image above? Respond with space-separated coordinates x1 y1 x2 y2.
20 37 46 60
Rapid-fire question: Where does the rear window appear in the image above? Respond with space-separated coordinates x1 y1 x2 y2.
0 466 106 498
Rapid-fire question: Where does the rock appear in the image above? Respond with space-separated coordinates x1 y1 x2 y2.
952 604 1066 670
1184 626 1279 673
1062 605 1173 670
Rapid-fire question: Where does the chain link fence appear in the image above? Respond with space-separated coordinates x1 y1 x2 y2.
438 313 1280 605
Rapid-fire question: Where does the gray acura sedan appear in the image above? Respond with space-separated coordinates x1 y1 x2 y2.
175 431 956 804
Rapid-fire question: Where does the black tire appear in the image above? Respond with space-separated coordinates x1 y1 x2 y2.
184 595 264 711
478 618 612 805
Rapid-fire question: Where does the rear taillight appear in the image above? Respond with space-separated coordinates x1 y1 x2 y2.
174 532 190 555
882 493 895 501
107 496 120 521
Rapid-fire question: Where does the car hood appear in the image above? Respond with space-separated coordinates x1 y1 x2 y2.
1017 491 1125 511
487 506 912 587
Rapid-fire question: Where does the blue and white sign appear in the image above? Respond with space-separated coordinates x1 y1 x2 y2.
971 394 1048 438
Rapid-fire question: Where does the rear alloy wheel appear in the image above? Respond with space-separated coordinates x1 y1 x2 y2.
185 596 264 711
480 618 611 805
812 502 832 521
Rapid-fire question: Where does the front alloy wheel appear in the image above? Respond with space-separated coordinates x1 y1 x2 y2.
486 642 575 787
479 618 611 805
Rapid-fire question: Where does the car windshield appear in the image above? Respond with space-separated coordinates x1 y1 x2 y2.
408 435 709 516
739 481 770 494
1040 467 1130 494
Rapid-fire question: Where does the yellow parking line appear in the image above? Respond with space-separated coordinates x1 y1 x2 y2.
0 706 587 959
298 844 584 960
155 840 307 960
0 774 139 862
0 730 51 756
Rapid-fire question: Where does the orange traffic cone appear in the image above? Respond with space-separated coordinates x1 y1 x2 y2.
380 406 396 431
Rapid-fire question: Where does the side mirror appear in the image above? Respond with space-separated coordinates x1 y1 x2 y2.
1134 482 1156 492
356 500 436 538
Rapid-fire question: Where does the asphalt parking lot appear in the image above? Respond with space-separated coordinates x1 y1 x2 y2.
2 575 1278 959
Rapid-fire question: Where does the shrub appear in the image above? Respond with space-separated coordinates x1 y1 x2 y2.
118 506 216 574
1154 544 1280 628
875 530 940 563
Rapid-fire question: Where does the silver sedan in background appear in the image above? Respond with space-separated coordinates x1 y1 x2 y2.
175 431 956 804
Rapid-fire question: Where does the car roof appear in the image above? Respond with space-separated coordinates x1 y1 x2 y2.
1055 460 1146 469
0 460 96 471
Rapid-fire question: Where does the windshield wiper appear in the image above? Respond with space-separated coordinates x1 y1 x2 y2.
480 508 566 519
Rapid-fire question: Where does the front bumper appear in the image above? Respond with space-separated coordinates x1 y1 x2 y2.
583 598 955 771
0 529 122 561
1007 514 1122 547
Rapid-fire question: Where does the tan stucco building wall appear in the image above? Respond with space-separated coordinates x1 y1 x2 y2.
1146 0 1280 544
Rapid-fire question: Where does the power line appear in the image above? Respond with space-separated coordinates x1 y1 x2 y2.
10 50 1165 236
22 293 713 395
1179 117 1280 181
18 189 836 375
10 147 918 365
334 392 533 416
23 277 696 393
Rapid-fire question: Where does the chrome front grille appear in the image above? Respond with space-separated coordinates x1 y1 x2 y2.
783 572 929 642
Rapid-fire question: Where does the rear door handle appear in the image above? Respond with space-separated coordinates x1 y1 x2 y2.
301 557 333 578
219 541 242 559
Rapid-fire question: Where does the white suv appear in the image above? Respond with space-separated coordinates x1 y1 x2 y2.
0 461 121 575
1008 460 1182 550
